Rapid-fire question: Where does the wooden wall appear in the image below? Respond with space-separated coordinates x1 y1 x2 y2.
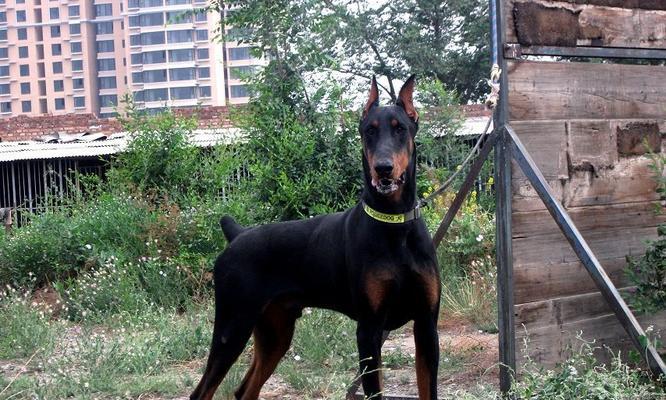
505 1 666 369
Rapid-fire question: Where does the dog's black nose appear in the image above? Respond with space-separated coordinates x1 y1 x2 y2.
374 161 393 177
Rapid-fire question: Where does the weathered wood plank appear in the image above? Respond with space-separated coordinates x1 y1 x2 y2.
514 257 630 304
508 61 666 121
516 290 633 332
516 310 666 369
505 0 666 48
510 121 568 182
513 201 665 238
568 120 617 171
514 226 656 267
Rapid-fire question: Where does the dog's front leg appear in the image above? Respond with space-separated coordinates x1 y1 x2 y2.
356 320 385 399
414 312 439 400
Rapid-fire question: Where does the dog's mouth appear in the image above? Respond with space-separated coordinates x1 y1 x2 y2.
372 173 405 195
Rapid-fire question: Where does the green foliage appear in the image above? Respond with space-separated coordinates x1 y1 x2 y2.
625 225 666 314
236 62 361 221
276 308 358 397
215 0 489 102
0 288 62 359
513 334 666 399
624 151 666 313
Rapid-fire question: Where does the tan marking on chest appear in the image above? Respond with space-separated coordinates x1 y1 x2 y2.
364 269 395 312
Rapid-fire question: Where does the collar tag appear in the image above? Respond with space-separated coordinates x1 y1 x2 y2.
363 202 419 224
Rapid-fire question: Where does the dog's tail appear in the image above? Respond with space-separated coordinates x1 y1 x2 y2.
220 215 244 243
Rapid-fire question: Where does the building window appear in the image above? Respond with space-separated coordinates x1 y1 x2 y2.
50 7 59 20
98 76 117 89
169 68 195 81
0 47 7 59
198 86 211 98
144 69 167 83
140 31 165 45
0 83 8 95
51 25 61 38
95 4 113 18
198 67 210 79
74 96 85 108
97 58 116 71
16 29 26 40
195 29 208 41
229 47 251 61
170 87 196 100
230 85 248 98
0 30 8 41
166 0 191 5
167 30 192 44
144 88 168 102
168 49 194 62
196 48 209 60
96 21 114 35
18 46 28 58
70 24 81 35
166 11 192 24
20 82 30 94
130 12 163 27
0 101 11 113
99 94 118 107
55 98 65 110
16 10 26 22
68 6 80 18
0 13 6 24
54 80 64 92
131 72 143 83
70 42 82 53
19 64 29 76
72 60 83 71
52 43 62 55
96 40 114 53
143 50 166 64
22 100 31 113
133 90 144 101
230 66 256 79
73 78 84 89
195 12 207 22
0 65 9 76
130 53 142 65
53 61 62 73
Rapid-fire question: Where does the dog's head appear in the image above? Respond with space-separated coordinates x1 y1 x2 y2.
359 76 418 201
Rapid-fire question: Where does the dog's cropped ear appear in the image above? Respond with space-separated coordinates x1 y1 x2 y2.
396 75 418 122
362 76 380 119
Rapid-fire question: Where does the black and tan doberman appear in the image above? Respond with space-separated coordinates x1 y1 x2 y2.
191 76 440 400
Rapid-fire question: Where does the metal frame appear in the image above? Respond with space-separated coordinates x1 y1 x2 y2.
507 44 666 60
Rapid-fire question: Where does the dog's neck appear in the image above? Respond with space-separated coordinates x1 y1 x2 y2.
361 150 418 215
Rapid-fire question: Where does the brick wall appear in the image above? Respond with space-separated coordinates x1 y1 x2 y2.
0 106 233 142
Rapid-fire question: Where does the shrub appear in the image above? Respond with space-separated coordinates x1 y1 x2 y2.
625 225 666 314
234 63 362 222
513 334 665 399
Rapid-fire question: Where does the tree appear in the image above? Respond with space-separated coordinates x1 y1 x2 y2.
211 0 489 103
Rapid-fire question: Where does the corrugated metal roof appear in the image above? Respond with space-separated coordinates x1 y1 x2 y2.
0 128 243 162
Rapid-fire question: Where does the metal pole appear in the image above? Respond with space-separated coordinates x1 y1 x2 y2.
491 0 516 394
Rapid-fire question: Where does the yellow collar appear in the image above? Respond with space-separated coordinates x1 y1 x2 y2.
362 202 421 224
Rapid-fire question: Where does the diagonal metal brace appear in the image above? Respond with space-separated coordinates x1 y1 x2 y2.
506 124 666 377
432 132 498 248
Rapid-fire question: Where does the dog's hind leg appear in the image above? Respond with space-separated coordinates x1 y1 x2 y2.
190 312 256 400
234 299 301 400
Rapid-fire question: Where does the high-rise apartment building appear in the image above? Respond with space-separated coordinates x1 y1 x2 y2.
0 0 259 118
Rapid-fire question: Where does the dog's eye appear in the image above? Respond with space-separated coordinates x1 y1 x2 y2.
366 127 377 136
395 125 406 135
